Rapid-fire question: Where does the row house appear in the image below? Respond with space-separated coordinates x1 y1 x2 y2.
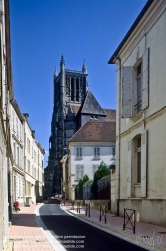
11 100 24 206
0 0 14 249
108 0 166 226
62 121 116 202
24 114 45 204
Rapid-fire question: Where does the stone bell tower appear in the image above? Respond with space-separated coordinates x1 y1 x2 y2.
47 56 88 196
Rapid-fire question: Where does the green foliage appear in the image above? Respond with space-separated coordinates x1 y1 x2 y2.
76 174 89 188
94 161 110 181
91 161 110 199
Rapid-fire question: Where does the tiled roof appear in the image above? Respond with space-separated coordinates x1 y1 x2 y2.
69 121 116 142
103 109 116 122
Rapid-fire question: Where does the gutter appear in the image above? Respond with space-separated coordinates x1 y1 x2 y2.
115 56 121 216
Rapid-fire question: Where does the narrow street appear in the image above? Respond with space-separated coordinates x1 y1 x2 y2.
39 199 146 251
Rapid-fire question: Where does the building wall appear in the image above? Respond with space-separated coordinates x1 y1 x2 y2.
114 0 166 225
24 118 45 205
68 142 116 200
10 104 24 206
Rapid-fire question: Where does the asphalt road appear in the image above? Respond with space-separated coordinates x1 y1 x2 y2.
39 199 146 251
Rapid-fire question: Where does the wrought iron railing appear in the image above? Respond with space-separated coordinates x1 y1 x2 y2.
123 208 136 234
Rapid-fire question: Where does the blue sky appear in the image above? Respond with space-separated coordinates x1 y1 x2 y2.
9 0 147 165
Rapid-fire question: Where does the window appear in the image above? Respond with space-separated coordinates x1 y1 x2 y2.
32 165 34 176
121 48 149 118
19 123 22 141
32 146 33 158
12 109 15 131
127 130 147 198
135 63 142 113
34 167 36 178
112 147 116 157
16 117 18 137
76 147 82 158
94 147 100 158
137 137 141 183
16 147 19 166
28 160 30 173
92 165 98 178
13 142 16 161
19 149 22 168
25 133 26 149
75 165 84 180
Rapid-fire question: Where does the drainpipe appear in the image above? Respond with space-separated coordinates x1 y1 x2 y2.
115 56 121 216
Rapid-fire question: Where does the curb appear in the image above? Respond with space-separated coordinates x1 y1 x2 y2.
61 205 166 251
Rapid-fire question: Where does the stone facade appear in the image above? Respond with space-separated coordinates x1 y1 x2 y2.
47 56 88 196
0 0 14 249
46 56 115 196
108 0 166 225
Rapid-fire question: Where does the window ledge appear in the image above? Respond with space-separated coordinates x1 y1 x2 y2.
74 157 83 160
134 184 141 187
92 157 100 160
131 111 143 122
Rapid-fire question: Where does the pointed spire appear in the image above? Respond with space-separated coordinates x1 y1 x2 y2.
54 66 58 77
82 59 87 74
60 54 65 70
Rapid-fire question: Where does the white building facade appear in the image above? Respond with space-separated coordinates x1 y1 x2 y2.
108 0 166 225
64 121 116 201
24 114 45 204
10 100 24 207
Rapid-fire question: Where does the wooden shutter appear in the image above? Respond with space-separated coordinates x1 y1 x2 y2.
80 165 84 178
76 166 79 179
122 66 133 118
141 130 147 197
127 139 132 197
142 48 149 110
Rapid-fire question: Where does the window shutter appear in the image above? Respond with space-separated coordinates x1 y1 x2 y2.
127 139 132 197
20 149 22 168
142 48 149 110
122 66 133 118
80 165 84 178
141 130 147 197
80 147 82 157
76 166 79 179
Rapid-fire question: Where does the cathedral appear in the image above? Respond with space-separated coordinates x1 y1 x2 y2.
45 56 115 196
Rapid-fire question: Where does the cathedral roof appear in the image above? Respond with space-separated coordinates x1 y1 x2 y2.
78 90 105 115
69 121 116 143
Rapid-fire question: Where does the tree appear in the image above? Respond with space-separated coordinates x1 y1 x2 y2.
91 161 110 199
76 174 89 187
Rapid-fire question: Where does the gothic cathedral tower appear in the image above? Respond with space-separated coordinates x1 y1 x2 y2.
47 56 88 195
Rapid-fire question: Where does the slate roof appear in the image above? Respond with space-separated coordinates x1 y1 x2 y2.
103 109 116 122
69 121 116 142
79 90 105 115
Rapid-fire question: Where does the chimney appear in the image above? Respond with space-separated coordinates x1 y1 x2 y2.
23 113 29 121
31 130 35 138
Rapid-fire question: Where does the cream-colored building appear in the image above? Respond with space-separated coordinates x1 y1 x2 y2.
0 0 14 249
10 100 25 207
108 0 166 226
24 114 45 205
